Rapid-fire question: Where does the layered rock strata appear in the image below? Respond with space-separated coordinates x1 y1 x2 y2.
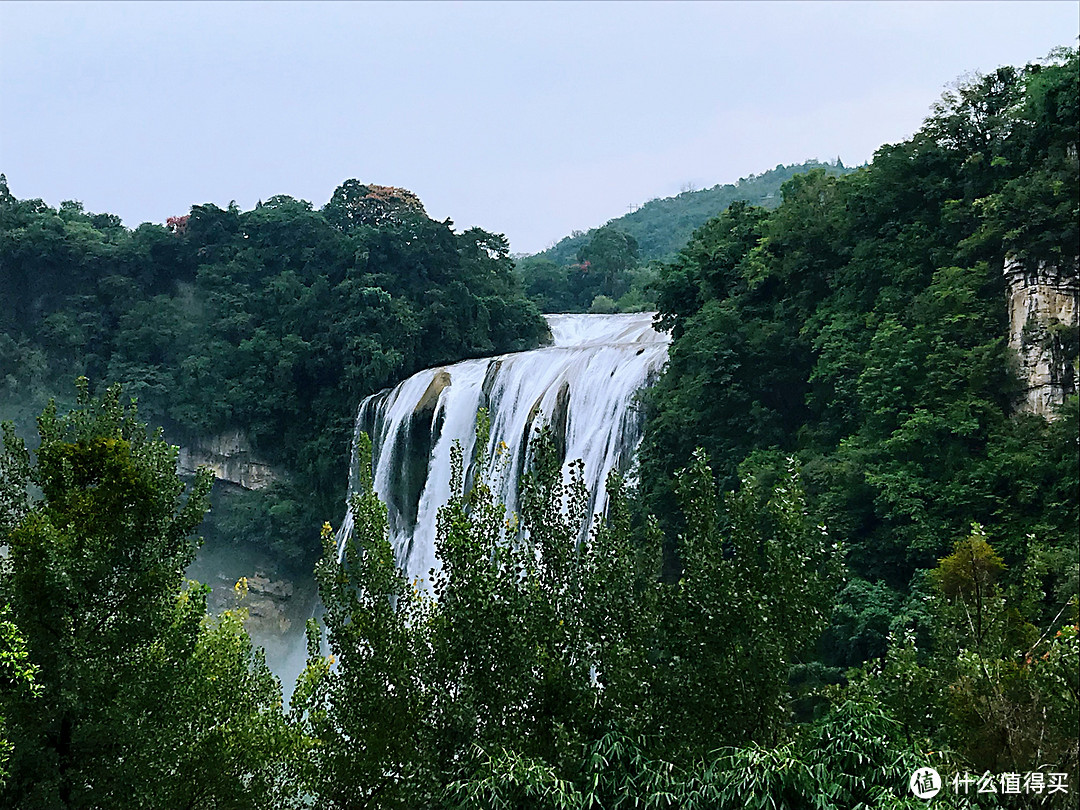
177 429 278 490
1004 257 1079 419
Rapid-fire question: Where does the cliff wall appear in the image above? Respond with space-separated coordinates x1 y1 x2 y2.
1004 257 1079 418
176 429 279 490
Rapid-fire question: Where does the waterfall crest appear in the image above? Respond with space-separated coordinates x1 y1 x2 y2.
338 312 670 583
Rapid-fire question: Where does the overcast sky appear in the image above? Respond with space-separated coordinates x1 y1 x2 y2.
1 1 1076 254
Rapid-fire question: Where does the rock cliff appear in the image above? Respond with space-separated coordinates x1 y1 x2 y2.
1004 256 1079 418
176 429 279 490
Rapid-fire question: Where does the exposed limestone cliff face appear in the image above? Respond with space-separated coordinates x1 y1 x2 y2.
1004 256 1079 418
176 429 278 490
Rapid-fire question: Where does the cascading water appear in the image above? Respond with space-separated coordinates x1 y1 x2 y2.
337 312 671 584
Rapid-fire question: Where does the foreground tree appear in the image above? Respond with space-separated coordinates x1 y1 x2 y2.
849 526 1079 802
0 380 301 809
296 418 844 807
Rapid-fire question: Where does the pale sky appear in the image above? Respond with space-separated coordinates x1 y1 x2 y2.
1 1 1076 254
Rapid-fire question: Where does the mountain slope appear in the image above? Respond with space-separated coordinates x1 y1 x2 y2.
534 159 856 265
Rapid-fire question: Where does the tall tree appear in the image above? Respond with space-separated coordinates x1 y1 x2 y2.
0 381 300 809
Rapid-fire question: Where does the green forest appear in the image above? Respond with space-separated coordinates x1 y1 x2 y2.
0 179 548 571
517 160 853 314
1 48 1078 808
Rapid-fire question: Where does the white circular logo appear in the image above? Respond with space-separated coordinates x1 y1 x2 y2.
910 767 942 799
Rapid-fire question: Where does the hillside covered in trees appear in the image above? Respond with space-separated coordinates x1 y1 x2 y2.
518 160 854 314
634 44 1079 796
0 180 548 569
1 48 1078 809
537 159 855 266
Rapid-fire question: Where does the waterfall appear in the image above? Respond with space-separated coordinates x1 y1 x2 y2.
337 312 671 584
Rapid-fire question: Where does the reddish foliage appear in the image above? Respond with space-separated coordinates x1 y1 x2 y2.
166 215 189 235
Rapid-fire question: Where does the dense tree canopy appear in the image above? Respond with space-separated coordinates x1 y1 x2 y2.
294 420 846 807
640 49 1078 705
0 179 548 569
516 160 855 315
0 382 301 809
535 159 855 267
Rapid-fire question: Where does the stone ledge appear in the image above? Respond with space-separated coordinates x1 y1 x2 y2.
176 429 279 490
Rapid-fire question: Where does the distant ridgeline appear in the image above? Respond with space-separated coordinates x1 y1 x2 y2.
519 159 855 313
539 159 855 266
0 177 548 569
